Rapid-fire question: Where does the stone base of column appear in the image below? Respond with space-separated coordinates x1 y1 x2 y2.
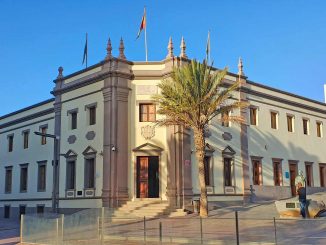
166 187 178 208
101 189 111 207
110 188 129 208
243 189 252 204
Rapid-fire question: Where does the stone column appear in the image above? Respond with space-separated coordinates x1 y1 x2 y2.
102 80 113 207
102 58 131 207
166 125 178 207
52 67 63 211
238 58 251 203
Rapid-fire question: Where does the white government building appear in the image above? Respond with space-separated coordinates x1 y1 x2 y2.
1 37 326 219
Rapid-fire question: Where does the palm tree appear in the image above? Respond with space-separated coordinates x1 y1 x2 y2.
153 59 248 217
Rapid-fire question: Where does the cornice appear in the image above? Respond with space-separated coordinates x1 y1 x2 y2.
0 108 54 129
244 87 326 114
52 70 133 96
0 98 54 120
247 80 326 108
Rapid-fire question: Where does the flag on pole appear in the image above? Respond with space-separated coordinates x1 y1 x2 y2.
82 33 88 68
206 30 210 62
136 8 146 39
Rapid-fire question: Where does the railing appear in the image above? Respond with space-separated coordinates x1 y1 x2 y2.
20 209 326 245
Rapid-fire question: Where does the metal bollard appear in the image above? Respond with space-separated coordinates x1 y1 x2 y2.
273 217 277 245
200 217 203 244
101 207 104 245
20 214 24 244
159 221 162 243
61 214 64 242
144 216 146 242
235 211 239 245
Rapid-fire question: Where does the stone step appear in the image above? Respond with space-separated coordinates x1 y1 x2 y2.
118 205 170 211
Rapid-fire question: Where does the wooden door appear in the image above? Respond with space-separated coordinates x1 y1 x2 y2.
289 164 297 196
137 157 149 198
320 165 325 187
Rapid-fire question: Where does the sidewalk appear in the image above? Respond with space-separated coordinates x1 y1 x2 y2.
0 219 19 245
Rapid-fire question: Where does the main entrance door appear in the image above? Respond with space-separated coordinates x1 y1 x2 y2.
289 163 297 196
136 156 159 198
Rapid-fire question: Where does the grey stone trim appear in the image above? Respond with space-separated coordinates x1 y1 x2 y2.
7 133 14 138
21 129 30 134
67 135 77 144
5 165 13 169
53 62 104 82
86 131 96 140
0 196 102 202
0 108 54 129
37 160 47 165
53 70 133 96
245 87 326 114
250 156 263 160
192 193 244 197
249 97 326 120
0 98 54 120
0 117 54 135
64 149 78 159
247 80 326 107
61 90 102 104
66 108 79 116
84 102 97 110
82 146 97 156
19 163 29 167
39 124 48 130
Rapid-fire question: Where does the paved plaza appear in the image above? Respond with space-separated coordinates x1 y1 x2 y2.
1 202 325 244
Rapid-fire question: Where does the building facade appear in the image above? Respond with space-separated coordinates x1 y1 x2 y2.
1 38 326 219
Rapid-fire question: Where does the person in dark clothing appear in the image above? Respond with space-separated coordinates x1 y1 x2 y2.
297 182 306 218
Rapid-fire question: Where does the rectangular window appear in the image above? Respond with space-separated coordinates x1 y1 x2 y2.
4 205 10 219
20 165 28 192
250 107 258 126
317 121 323 138
287 115 294 132
71 112 77 129
8 135 14 152
273 161 282 186
38 163 46 192
66 160 76 190
320 164 326 187
271 112 278 129
222 111 230 127
89 107 96 125
303 119 309 135
23 131 29 149
139 104 156 122
40 127 47 145
224 158 232 187
84 158 95 189
305 163 313 187
36 205 45 216
252 159 262 185
204 156 211 186
5 167 12 193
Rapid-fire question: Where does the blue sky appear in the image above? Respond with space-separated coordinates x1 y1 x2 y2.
1 0 326 116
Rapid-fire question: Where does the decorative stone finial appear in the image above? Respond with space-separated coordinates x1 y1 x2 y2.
166 37 174 58
106 37 112 60
57 66 63 79
238 57 244 76
180 36 187 58
119 38 126 60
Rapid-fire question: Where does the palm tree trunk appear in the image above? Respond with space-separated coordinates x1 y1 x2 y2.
194 128 208 217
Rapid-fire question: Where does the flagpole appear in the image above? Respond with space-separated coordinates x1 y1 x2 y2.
86 33 88 69
144 7 148 62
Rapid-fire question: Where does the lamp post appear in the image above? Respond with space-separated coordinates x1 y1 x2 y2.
34 132 60 213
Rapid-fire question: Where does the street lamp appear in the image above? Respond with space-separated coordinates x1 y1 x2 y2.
34 131 60 213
